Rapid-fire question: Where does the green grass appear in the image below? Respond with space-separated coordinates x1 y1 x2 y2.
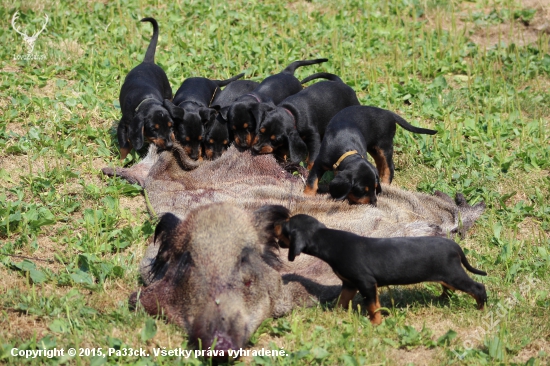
1 0 549 364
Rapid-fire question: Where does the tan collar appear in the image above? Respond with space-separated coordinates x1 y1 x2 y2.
333 150 359 170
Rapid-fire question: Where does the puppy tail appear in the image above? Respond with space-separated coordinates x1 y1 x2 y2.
300 72 343 84
141 17 160 64
282 58 329 74
215 72 245 87
394 113 437 135
460 249 487 276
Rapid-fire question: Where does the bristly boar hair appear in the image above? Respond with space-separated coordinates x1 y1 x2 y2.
104 144 485 354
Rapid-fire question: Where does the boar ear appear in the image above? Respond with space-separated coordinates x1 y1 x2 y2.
163 99 184 120
288 229 307 262
274 221 290 248
253 205 290 246
329 173 352 200
151 213 182 278
287 130 308 163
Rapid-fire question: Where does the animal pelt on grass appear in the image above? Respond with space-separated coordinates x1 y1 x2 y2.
102 145 484 285
103 145 484 238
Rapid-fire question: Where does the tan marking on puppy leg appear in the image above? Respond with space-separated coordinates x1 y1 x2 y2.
252 135 259 145
371 147 391 184
307 161 314 170
337 287 358 309
303 178 319 196
366 286 382 325
234 136 241 145
246 133 252 147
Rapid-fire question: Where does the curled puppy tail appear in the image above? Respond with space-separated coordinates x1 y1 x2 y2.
460 248 487 276
282 58 329 74
141 17 159 64
300 72 343 84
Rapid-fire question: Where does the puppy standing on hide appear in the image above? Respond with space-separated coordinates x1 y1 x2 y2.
117 18 178 160
304 105 437 205
276 214 487 325
221 59 328 150
203 80 261 160
252 73 360 167
169 74 245 160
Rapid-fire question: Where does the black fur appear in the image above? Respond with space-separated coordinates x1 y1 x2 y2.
224 59 328 150
252 73 360 165
305 105 437 204
171 73 244 160
205 80 261 159
276 214 487 324
117 18 175 160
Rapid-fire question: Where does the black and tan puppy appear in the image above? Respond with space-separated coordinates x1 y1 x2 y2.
204 80 261 160
117 18 178 160
275 214 487 325
221 59 328 150
170 73 244 160
252 73 360 167
304 105 437 204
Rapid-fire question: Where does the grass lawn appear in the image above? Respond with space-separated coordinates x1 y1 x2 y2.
1 0 549 364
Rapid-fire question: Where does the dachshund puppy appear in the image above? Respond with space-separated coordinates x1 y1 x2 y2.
252 73 360 167
276 214 487 325
117 18 178 160
304 105 437 204
170 73 244 160
204 80 261 160
220 59 328 151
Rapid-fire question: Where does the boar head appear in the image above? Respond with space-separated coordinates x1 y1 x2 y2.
130 203 290 356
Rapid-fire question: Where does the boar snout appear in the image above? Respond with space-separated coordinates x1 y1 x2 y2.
135 203 291 353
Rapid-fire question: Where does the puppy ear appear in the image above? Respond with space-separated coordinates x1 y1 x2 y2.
199 107 217 124
329 173 352 200
129 114 145 151
250 103 273 127
376 177 382 195
288 229 307 262
163 99 184 120
117 120 130 148
218 106 230 122
287 130 308 163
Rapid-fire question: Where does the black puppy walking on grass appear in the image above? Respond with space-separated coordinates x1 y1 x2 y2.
275 214 487 325
117 18 178 160
304 105 437 204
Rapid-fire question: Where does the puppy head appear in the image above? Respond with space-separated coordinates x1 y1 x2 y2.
274 214 326 262
228 101 264 150
131 99 176 151
171 107 216 160
202 116 231 160
329 162 381 206
252 107 307 163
